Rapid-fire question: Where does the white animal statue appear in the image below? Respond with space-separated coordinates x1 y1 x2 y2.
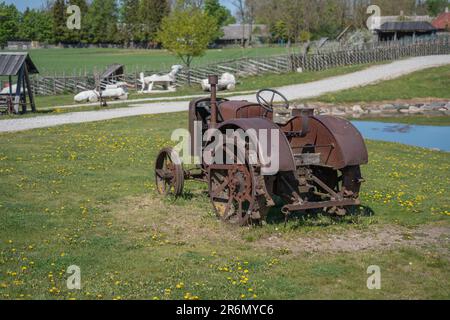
1 84 19 94
74 83 129 103
201 73 236 92
139 65 183 93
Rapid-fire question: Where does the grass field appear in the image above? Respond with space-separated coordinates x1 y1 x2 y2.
16 47 290 75
0 112 448 300
312 65 450 104
27 63 377 110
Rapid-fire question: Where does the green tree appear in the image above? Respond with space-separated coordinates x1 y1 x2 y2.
120 0 140 46
205 0 236 28
0 2 21 48
138 0 170 46
52 0 67 44
426 0 450 16
156 8 218 85
85 0 119 44
18 8 53 43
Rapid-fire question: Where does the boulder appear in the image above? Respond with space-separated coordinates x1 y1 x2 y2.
319 108 331 115
408 106 421 114
331 107 346 116
380 104 396 111
352 105 365 114
420 104 435 112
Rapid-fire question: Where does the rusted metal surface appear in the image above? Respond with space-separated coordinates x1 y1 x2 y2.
156 76 368 226
155 148 184 197
218 118 296 173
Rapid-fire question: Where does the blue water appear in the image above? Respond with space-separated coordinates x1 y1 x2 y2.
351 121 450 152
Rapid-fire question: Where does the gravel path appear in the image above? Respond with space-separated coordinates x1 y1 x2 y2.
1 55 449 133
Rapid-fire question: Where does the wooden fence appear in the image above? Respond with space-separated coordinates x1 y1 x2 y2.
22 37 450 96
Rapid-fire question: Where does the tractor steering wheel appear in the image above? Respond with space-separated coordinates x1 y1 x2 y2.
256 89 289 113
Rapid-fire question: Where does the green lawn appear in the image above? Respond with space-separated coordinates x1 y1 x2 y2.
29 63 377 111
312 65 450 104
0 112 448 300
16 47 290 75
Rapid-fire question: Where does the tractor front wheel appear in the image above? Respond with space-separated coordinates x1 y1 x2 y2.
155 148 184 197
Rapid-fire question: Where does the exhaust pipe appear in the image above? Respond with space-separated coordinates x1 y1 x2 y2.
208 75 219 128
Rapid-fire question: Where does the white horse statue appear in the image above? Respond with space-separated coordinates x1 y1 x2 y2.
139 65 183 93
201 73 236 92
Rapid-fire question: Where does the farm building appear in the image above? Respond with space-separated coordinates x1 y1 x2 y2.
432 9 450 32
0 52 38 114
217 24 270 46
375 21 437 41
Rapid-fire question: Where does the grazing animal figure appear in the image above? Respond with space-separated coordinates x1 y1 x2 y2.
201 73 236 92
139 65 183 93
74 83 129 103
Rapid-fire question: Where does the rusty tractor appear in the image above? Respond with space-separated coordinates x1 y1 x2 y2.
155 75 368 226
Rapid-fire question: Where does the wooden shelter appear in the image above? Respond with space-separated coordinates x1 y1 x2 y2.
0 52 39 114
375 21 437 41
99 64 124 89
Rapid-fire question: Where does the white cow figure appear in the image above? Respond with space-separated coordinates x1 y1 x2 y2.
139 65 183 93
74 83 129 103
1 84 19 94
201 73 236 92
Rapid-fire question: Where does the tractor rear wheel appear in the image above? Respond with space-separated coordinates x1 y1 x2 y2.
209 165 256 226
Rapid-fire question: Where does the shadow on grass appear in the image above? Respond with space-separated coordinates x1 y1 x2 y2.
266 205 376 228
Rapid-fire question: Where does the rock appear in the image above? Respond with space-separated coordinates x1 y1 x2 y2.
380 104 395 110
420 104 435 112
331 107 346 116
399 108 410 114
319 108 331 115
430 102 446 108
352 105 365 114
369 109 382 114
408 106 421 114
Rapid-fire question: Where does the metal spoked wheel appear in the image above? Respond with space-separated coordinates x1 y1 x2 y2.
155 148 184 197
209 164 257 226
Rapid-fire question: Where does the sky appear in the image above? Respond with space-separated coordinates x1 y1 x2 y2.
3 0 235 12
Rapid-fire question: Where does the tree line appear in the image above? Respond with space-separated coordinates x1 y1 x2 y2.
0 0 235 48
243 0 449 44
0 0 448 48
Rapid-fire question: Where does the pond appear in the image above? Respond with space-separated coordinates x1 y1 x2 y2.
351 121 450 152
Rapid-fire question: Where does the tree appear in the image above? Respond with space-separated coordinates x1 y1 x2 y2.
52 0 67 44
426 0 449 16
0 2 20 48
120 0 140 46
138 0 170 47
157 8 218 85
204 0 235 28
85 0 119 44
18 8 53 43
